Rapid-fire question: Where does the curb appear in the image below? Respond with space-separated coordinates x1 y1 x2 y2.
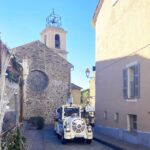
93 137 125 150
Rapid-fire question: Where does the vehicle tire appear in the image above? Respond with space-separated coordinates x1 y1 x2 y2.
61 134 66 144
54 130 58 135
86 139 92 144
57 134 61 139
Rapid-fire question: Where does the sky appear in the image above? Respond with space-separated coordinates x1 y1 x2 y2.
0 0 99 89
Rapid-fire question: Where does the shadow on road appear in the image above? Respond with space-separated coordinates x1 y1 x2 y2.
22 123 113 150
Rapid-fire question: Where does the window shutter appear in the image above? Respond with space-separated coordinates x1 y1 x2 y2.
134 64 140 98
123 69 128 99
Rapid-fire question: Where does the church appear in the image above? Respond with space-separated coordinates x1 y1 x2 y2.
13 11 73 124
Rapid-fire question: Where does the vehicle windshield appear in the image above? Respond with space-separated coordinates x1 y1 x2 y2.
64 107 79 117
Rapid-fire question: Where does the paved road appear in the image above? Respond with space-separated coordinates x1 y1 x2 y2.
23 125 114 150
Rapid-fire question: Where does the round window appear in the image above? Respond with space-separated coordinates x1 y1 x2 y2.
27 70 49 92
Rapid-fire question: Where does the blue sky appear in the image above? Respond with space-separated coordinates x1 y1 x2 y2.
0 0 99 89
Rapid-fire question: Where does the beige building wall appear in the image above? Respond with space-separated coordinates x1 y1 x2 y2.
89 74 95 109
93 0 150 146
41 26 68 59
71 89 81 105
70 83 82 105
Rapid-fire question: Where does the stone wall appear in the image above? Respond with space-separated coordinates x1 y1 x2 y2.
13 41 72 124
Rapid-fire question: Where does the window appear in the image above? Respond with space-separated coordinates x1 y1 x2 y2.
114 113 119 122
64 107 79 117
55 34 60 48
128 114 137 132
103 111 107 120
123 63 140 100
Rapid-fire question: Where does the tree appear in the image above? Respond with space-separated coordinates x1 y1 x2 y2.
81 89 90 108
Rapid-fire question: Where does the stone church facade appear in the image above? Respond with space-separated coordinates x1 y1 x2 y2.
13 24 72 124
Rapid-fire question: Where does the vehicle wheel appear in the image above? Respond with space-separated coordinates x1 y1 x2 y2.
57 134 61 139
61 135 66 144
86 139 92 144
54 130 58 135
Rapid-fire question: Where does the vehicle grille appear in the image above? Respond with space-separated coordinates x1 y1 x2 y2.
72 119 85 133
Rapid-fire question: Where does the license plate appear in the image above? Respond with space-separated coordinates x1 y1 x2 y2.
75 134 84 137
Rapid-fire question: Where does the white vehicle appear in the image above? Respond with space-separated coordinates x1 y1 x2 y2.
54 104 93 144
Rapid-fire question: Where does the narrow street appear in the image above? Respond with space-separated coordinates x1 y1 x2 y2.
23 125 113 150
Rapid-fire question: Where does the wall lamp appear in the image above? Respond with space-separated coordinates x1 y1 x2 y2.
85 67 95 79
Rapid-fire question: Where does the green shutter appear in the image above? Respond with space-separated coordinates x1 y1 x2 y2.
123 68 128 99
134 64 140 98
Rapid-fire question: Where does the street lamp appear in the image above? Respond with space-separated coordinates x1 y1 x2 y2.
85 68 90 78
85 68 96 79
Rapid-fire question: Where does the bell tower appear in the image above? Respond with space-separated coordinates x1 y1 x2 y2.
41 10 68 59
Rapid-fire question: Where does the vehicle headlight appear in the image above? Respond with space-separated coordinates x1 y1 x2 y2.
66 126 70 132
87 126 92 132
66 128 70 132
64 122 70 132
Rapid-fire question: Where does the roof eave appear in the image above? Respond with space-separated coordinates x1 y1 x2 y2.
92 0 104 27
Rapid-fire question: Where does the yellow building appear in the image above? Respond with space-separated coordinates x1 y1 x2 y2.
89 73 95 110
70 83 82 105
93 0 150 147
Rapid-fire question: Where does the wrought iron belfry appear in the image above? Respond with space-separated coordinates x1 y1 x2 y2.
46 9 62 27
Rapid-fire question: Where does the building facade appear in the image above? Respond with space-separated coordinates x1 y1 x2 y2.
70 83 82 105
13 12 73 124
93 0 150 147
0 40 22 132
41 26 68 60
89 73 95 110
13 40 72 124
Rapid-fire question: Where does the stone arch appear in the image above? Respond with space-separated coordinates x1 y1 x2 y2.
2 111 16 132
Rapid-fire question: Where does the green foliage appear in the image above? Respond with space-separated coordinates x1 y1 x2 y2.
5 56 23 83
1 127 26 150
6 70 19 83
11 57 22 72
81 89 90 107
28 116 45 130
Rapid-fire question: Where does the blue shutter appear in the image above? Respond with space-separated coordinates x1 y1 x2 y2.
123 69 128 99
134 64 140 98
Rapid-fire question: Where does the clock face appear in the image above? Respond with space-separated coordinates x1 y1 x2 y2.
27 70 49 92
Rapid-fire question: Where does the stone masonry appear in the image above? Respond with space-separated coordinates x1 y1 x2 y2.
13 41 72 124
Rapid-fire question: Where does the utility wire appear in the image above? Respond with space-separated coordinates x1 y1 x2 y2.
96 43 150 74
